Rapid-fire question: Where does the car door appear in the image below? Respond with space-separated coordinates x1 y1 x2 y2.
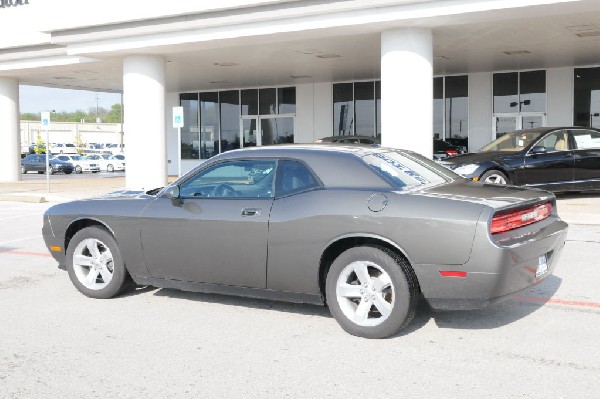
521 129 574 190
139 159 276 288
570 128 600 190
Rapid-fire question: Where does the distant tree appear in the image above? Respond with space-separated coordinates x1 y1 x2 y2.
20 104 122 123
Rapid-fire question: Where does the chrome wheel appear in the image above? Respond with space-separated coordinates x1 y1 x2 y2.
335 261 395 327
72 238 114 290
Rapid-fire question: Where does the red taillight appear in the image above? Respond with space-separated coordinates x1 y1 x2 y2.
445 149 458 157
490 202 553 234
439 271 467 278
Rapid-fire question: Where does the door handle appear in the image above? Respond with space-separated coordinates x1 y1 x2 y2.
241 208 262 217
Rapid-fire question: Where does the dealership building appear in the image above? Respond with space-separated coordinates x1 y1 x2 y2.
1 0 600 189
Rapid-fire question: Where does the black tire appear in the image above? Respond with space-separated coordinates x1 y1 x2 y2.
480 169 509 185
107 164 114 172
66 226 132 299
64 170 72 175
37 171 44 174
325 246 419 339
75 165 82 174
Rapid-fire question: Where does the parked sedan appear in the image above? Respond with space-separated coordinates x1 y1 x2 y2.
441 127 600 192
56 155 101 174
43 145 567 338
84 153 125 172
21 154 74 174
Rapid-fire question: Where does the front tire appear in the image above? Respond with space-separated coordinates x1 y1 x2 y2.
325 246 419 339
66 226 132 299
75 165 82 174
480 169 509 185
107 164 114 172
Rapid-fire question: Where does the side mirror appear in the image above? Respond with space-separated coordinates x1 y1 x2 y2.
530 146 547 155
164 185 180 200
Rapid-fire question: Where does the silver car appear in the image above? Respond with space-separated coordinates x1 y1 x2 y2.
43 145 568 338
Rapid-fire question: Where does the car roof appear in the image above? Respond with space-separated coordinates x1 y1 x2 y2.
200 144 397 189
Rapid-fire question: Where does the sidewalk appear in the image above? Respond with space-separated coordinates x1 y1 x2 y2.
0 177 599 225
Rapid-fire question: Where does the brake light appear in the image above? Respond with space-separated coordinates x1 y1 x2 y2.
445 149 458 157
490 202 552 234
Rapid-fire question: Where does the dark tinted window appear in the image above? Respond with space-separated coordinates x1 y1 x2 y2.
574 67 600 127
275 160 320 197
333 83 354 136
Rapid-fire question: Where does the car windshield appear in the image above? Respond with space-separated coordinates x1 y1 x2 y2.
71 156 84 160
362 150 453 190
479 131 544 152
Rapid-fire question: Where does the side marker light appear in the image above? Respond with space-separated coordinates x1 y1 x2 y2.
439 271 467 278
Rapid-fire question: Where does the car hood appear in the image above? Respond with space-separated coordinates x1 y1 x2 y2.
441 151 517 167
417 180 553 211
89 190 153 200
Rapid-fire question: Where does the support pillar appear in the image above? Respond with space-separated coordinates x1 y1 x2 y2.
381 29 433 159
123 55 167 190
0 77 21 182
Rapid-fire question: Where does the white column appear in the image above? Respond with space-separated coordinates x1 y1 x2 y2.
123 55 167 190
0 77 21 182
381 29 433 159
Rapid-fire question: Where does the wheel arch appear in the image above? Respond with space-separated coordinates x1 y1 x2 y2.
64 217 116 254
478 164 513 183
318 234 418 303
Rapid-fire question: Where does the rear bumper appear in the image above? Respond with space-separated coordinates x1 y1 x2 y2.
415 217 568 311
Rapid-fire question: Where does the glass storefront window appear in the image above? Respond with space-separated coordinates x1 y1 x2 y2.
354 81 375 136
278 87 296 114
259 88 277 115
493 72 518 113
520 70 546 113
574 67 600 127
375 81 381 138
433 77 443 139
241 89 258 116
180 93 199 160
445 75 468 144
199 92 219 159
261 117 294 145
333 83 354 136
220 90 240 152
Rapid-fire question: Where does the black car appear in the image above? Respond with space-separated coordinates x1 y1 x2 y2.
314 135 381 145
433 138 464 160
441 127 600 192
21 154 74 175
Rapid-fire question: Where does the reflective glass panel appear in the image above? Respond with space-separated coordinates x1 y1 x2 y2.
520 70 546 113
242 119 257 147
219 90 240 152
495 116 517 139
259 88 277 115
493 72 518 113
445 76 468 147
199 92 219 159
241 89 258 116
433 77 443 139
180 93 199 160
354 81 375 136
261 117 294 145
278 87 296 114
574 67 600 127
333 83 354 136
375 81 381 138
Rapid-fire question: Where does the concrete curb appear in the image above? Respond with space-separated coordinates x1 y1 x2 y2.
0 194 46 203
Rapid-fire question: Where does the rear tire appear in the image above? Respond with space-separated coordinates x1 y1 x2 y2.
107 164 114 172
75 165 82 174
480 170 509 185
326 246 419 339
66 226 132 299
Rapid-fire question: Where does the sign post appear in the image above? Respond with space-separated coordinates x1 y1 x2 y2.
172 107 184 177
41 111 51 194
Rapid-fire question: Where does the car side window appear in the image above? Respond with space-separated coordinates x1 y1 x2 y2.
571 129 600 150
179 160 276 198
275 160 320 197
536 130 570 152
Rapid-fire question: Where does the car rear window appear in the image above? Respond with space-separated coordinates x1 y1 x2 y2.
363 150 452 189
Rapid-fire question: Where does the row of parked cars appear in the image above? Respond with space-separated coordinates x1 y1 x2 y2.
21 153 126 175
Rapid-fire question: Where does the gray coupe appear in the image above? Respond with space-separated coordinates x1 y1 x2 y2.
43 145 568 338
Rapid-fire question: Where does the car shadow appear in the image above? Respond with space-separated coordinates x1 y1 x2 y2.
425 275 562 331
555 191 600 200
120 276 561 336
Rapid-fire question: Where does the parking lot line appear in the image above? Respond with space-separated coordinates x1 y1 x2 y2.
513 295 600 309
0 249 51 257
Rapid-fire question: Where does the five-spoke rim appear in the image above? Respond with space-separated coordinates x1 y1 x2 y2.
72 238 114 290
483 173 507 184
336 261 395 327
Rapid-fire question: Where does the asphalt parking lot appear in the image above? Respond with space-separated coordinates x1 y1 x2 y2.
0 177 599 398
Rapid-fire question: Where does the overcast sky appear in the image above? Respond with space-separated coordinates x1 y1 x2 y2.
19 85 122 114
